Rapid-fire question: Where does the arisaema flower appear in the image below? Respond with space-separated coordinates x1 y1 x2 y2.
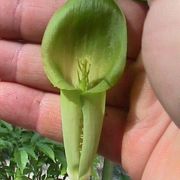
42 0 127 179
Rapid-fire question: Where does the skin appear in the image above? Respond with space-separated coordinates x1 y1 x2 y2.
0 0 180 179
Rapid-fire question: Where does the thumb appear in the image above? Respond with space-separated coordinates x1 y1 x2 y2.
142 0 180 127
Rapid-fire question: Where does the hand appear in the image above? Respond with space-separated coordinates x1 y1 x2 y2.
0 0 179 180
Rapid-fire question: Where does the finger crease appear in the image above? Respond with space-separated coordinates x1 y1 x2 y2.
28 93 44 130
12 44 24 82
13 0 24 38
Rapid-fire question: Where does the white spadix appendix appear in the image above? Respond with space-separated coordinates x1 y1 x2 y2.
41 0 127 179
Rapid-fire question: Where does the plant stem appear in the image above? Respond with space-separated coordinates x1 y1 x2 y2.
102 159 114 180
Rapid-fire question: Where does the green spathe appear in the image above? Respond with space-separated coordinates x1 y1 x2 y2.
60 90 106 179
42 0 127 179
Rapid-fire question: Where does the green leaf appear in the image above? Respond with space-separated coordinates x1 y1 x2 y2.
20 132 34 144
20 146 38 160
55 149 67 164
0 127 9 135
60 165 67 176
36 143 55 162
31 133 41 144
14 149 29 174
0 139 13 149
0 120 13 131
14 168 30 180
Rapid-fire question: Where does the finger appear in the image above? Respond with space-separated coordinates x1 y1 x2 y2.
0 82 62 140
0 0 65 43
0 40 57 92
0 81 126 162
0 40 141 107
142 0 180 127
117 0 148 58
0 0 147 58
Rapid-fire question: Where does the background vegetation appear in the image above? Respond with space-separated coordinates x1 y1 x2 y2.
0 120 130 180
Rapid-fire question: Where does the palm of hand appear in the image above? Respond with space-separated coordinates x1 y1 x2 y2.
0 1 179 180
99 51 179 180
117 65 178 180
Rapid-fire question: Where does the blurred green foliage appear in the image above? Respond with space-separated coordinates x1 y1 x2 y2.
0 120 130 179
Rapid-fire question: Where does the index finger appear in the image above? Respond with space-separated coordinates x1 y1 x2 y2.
0 0 148 58
0 0 65 42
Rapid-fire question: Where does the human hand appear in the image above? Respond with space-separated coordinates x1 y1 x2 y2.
0 0 179 180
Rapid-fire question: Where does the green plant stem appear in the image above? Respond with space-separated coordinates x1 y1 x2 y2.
102 159 114 180
133 0 148 3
